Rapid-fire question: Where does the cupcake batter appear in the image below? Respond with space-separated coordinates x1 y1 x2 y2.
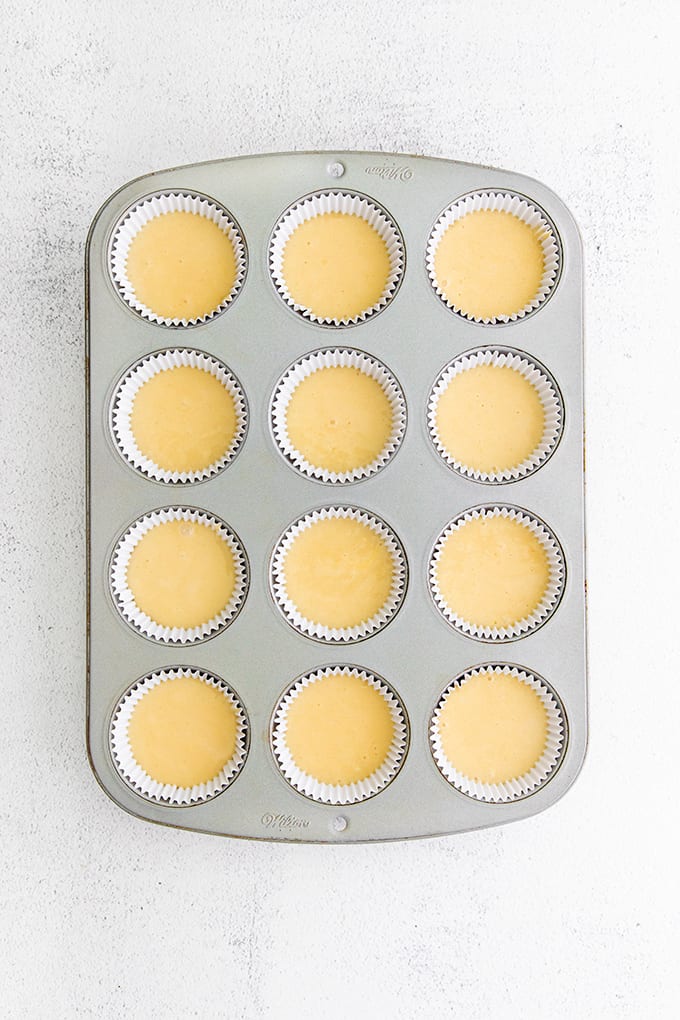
436 670 548 784
285 365 393 475
282 212 391 320
130 365 238 473
281 516 394 630
434 363 545 474
127 673 238 787
434 513 550 630
126 519 236 629
433 209 546 319
283 671 395 785
125 210 237 320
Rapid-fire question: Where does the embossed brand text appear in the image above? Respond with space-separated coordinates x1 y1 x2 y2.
261 812 310 830
364 164 413 182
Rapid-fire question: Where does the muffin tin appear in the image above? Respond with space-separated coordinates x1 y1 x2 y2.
86 150 586 842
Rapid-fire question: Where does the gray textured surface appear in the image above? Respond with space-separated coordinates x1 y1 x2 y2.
1 1 678 1017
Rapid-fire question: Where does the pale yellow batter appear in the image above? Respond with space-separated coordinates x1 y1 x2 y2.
125 210 237 320
282 212 391 320
433 209 546 319
130 365 237 473
126 519 236 629
436 670 548 784
283 671 394 785
434 514 549 630
435 363 545 474
281 516 394 630
286 365 393 475
128 673 238 787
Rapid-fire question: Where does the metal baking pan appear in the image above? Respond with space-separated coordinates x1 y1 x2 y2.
86 150 586 842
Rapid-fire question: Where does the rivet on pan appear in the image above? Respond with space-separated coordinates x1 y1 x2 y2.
327 161 345 178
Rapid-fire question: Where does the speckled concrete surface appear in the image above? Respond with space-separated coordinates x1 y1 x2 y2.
1 2 678 1017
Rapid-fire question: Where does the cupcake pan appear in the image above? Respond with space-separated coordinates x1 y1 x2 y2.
86 151 586 842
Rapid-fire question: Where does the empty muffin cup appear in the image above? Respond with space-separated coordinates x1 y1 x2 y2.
427 347 563 483
110 666 249 805
430 664 566 802
271 665 408 805
426 191 561 324
110 506 249 644
111 348 248 484
269 191 404 326
271 506 407 643
270 347 406 483
429 505 565 641
109 191 247 327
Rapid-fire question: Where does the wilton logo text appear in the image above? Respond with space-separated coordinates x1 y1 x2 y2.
364 164 414 182
261 812 310 830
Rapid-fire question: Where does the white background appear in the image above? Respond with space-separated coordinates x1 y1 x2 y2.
1 1 678 1017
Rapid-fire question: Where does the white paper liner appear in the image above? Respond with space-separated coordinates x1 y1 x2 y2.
271 666 408 805
429 505 565 641
426 191 561 324
427 347 563 483
110 667 249 806
110 506 249 644
430 664 565 802
270 506 407 643
109 191 247 327
270 347 406 484
110 348 248 484
269 191 404 326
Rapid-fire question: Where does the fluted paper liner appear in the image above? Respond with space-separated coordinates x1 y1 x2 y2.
111 348 248 484
110 506 249 644
109 191 247 327
271 666 408 805
269 191 404 326
430 664 566 802
426 191 561 324
429 505 565 641
110 667 249 805
270 506 407 643
427 347 563 483
270 347 406 484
